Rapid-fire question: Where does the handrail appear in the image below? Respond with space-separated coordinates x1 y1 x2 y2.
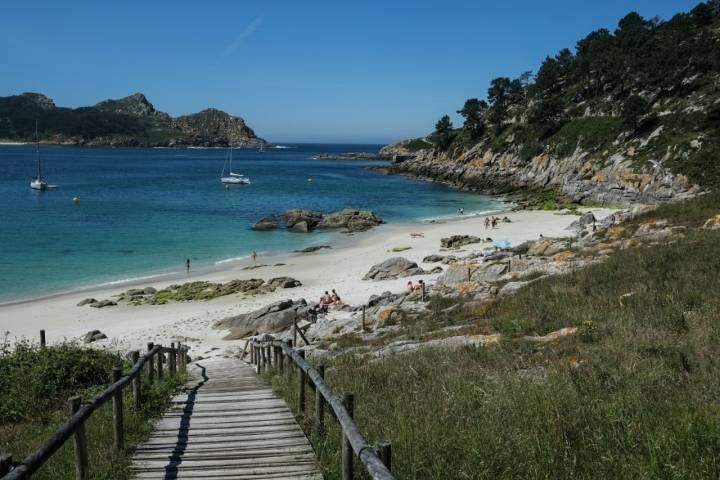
1 338 189 480
254 339 395 480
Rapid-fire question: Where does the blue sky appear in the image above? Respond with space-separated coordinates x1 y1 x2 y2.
0 0 699 143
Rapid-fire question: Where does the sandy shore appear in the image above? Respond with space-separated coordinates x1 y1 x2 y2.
0 208 614 359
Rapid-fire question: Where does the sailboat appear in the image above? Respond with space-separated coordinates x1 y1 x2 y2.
220 143 250 185
30 121 49 191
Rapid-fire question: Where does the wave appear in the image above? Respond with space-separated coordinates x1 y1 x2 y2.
97 271 180 287
214 255 251 265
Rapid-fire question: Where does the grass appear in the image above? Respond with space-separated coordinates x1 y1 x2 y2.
0 341 183 479
262 194 720 479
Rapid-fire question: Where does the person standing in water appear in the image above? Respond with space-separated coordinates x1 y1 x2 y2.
185 258 191 275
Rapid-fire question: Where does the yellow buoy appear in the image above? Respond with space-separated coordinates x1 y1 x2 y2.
72 196 80 204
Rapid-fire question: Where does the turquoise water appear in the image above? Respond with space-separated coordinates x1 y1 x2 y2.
0 144 504 302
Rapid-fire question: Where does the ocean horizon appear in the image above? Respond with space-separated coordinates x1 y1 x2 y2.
0 143 505 302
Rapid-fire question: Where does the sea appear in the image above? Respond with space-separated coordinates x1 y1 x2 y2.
0 143 505 303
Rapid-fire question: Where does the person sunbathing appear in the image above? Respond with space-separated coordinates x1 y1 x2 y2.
331 289 344 305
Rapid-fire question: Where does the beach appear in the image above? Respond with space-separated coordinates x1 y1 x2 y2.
0 208 613 359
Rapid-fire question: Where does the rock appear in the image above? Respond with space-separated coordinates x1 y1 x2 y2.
77 298 97 307
280 209 323 232
510 240 533 255
362 257 426 281
523 327 577 343
437 263 476 285
214 298 308 339
527 240 553 256
290 220 311 233
498 279 543 298
83 330 107 343
441 255 458 265
566 212 597 233
702 214 720 230
267 277 302 289
441 235 481 248
294 245 331 253
252 216 278 231
367 291 402 308
318 209 384 232
143 287 157 294
89 299 117 308
422 254 445 263
430 266 443 274
475 262 508 281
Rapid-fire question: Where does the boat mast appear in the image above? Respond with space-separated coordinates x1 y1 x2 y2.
35 120 41 179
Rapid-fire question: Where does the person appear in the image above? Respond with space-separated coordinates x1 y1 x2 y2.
485 217 490 229
407 280 414 293
331 289 343 305
318 291 333 313
459 207 464 215
185 258 190 275
492 217 499 228
252 251 257 263
592 221 597 232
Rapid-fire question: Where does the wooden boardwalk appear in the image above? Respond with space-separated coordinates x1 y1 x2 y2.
131 356 322 480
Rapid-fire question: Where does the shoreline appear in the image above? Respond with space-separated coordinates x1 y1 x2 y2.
0 206 509 307
0 207 615 359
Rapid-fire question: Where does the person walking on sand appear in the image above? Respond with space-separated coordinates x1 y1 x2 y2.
252 251 257 263
185 258 190 275
485 217 490 229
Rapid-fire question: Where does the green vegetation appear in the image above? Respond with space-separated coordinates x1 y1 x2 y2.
266 194 720 478
0 340 182 479
421 1 720 187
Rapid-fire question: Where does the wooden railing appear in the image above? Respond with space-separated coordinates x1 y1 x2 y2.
0 335 189 480
251 338 395 480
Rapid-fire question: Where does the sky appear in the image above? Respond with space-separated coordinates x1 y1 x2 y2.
0 0 700 143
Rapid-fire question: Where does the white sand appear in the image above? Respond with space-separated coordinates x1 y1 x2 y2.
0 209 614 359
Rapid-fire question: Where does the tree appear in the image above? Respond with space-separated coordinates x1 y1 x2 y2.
457 98 487 141
487 77 512 130
519 70 533 87
434 115 454 150
622 95 650 130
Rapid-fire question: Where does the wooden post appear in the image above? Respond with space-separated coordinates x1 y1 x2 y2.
278 345 284 374
69 396 88 480
313 365 326 436
147 342 155 385
421 281 426 302
169 343 177 376
157 345 163 379
257 345 263 375
112 367 124 454
378 440 392 472
40 329 46 348
342 392 354 480
361 306 366 332
265 345 271 368
285 339 292 377
293 321 298 346
131 350 141 411
298 351 306 414
250 343 255 364
177 342 184 373
273 345 280 368
0 454 13 476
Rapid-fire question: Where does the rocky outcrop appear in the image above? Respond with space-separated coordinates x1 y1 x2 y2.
214 299 310 339
363 257 426 281
83 330 107 343
317 209 384 232
383 142 700 206
253 209 383 234
441 235 482 249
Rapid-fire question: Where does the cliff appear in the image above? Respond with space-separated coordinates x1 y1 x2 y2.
0 92 267 148
382 1 720 205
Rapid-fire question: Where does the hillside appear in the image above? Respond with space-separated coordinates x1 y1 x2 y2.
0 92 268 148
383 1 720 205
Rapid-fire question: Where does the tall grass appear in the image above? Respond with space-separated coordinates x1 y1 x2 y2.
265 196 720 479
0 342 182 479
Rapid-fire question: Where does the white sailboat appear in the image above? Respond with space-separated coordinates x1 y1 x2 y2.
30 121 48 191
220 143 250 185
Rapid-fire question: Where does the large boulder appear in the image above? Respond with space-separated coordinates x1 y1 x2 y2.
567 212 597 233
362 257 426 281
318 209 384 232
267 277 302 289
441 235 481 248
83 330 107 343
422 254 445 263
280 209 323 232
214 298 308 339
252 216 278 231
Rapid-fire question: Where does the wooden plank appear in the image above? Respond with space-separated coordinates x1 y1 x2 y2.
131 357 321 479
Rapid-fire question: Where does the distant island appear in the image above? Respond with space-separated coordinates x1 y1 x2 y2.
0 92 268 148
